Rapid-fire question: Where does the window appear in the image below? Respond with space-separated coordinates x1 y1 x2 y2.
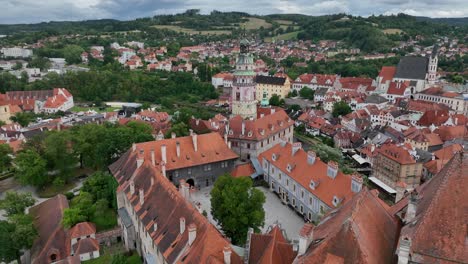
188 168 192 175
300 205 304 214
286 179 289 186
301 190 304 199
278 173 282 180
204 164 211 171
308 212 312 220
221 161 229 168
174 171 179 178
292 198 296 206
293 184 296 192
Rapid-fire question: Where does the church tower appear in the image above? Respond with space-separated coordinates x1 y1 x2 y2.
231 37 257 119
427 45 438 85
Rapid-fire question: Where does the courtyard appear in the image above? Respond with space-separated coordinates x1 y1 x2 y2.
190 185 305 242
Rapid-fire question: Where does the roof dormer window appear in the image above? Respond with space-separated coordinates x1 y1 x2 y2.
248 131 252 137
309 180 316 190
332 196 340 207
272 153 278 161
229 130 233 135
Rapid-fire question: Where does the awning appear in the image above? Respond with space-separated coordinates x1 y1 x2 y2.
250 157 264 179
352 154 368 165
369 177 396 194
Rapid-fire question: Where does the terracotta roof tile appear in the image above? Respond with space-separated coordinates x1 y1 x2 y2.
69 222 96 239
258 142 356 208
296 188 399 264
231 163 255 178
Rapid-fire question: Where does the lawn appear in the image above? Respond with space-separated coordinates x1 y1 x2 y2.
241 17 272 30
264 31 302 42
382 28 403 34
151 25 231 35
83 244 141 264
37 181 76 198
91 208 118 232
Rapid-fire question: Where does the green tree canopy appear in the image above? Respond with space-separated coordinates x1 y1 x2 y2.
299 87 314 100
81 171 118 209
15 149 48 188
0 191 35 216
332 101 352 117
62 208 87 228
0 144 13 172
269 94 284 107
210 175 265 245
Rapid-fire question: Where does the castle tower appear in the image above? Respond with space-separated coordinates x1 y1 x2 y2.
231 37 257 119
427 45 438 84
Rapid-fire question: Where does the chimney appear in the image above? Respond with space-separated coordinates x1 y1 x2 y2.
223 246 232 264
139 189 144 205
130 180 135 195
327 161 338 179
188 224 197 246
292 142 302 156
150 176 154 186
180 217 186 234
241 121 245 135
161 144 167 163
307 151 316 165
405 190 420 223
136 149 144 168
271 108 276 114
351 173 363 193
224 133 228 144
228 141 232 149
153 222 158 233
151 149 155 166
176 141 181 158
171 132 176 139
397 237 411 264
455 117 458 125
395 181 407 202
192 133 198 152
132 143 136 152
189 129 194 136
162 162 166 177
298 223 314 255
179 179 186 198
279 137 287 147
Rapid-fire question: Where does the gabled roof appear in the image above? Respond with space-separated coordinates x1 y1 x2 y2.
296 188 399 264
109 143 243 264
248 225 296 264
129 132 238 171
394 56 428 80
69 222 96 239
258 142 356 208
30 195 70 264
72 238 99 255
228 110 294 141
393 151 468 263
378 66 396 83
231 163 255 178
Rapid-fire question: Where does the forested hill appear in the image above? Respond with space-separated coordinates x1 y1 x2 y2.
0 11 467 53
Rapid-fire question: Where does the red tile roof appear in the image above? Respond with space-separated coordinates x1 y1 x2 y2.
294 74 337 86
258 142 357 208
72 238 99 255
109 140 243 264
417 109 450 127
378 66 396 83
386 81 409 96
30 195 70 264
296 188 399 264
127 132 238 171
377 143 417 165
228 110 294 141
393 151 468 263
69 222 96 239
231 163 255 178
435 125 467 141
248 225 296 264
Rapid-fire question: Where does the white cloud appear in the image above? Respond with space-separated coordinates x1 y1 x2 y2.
0 0 466 24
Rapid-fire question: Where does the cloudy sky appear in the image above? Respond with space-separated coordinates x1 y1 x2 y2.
1 0 467 24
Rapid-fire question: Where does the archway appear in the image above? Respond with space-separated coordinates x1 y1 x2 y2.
186 178 195 187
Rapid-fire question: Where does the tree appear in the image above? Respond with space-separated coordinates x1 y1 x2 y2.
9 112 35 127
63 45 84 64
0 191 35 216
62 208 87 228
0 144 13 172
332 101 352 117
210 175 265 245
299 87 314 100
15 149 48 188
0 215 37 263
81 171 118 209
269 94 283 106
44 131 77 182
12 62 22 70
165 122 189 138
